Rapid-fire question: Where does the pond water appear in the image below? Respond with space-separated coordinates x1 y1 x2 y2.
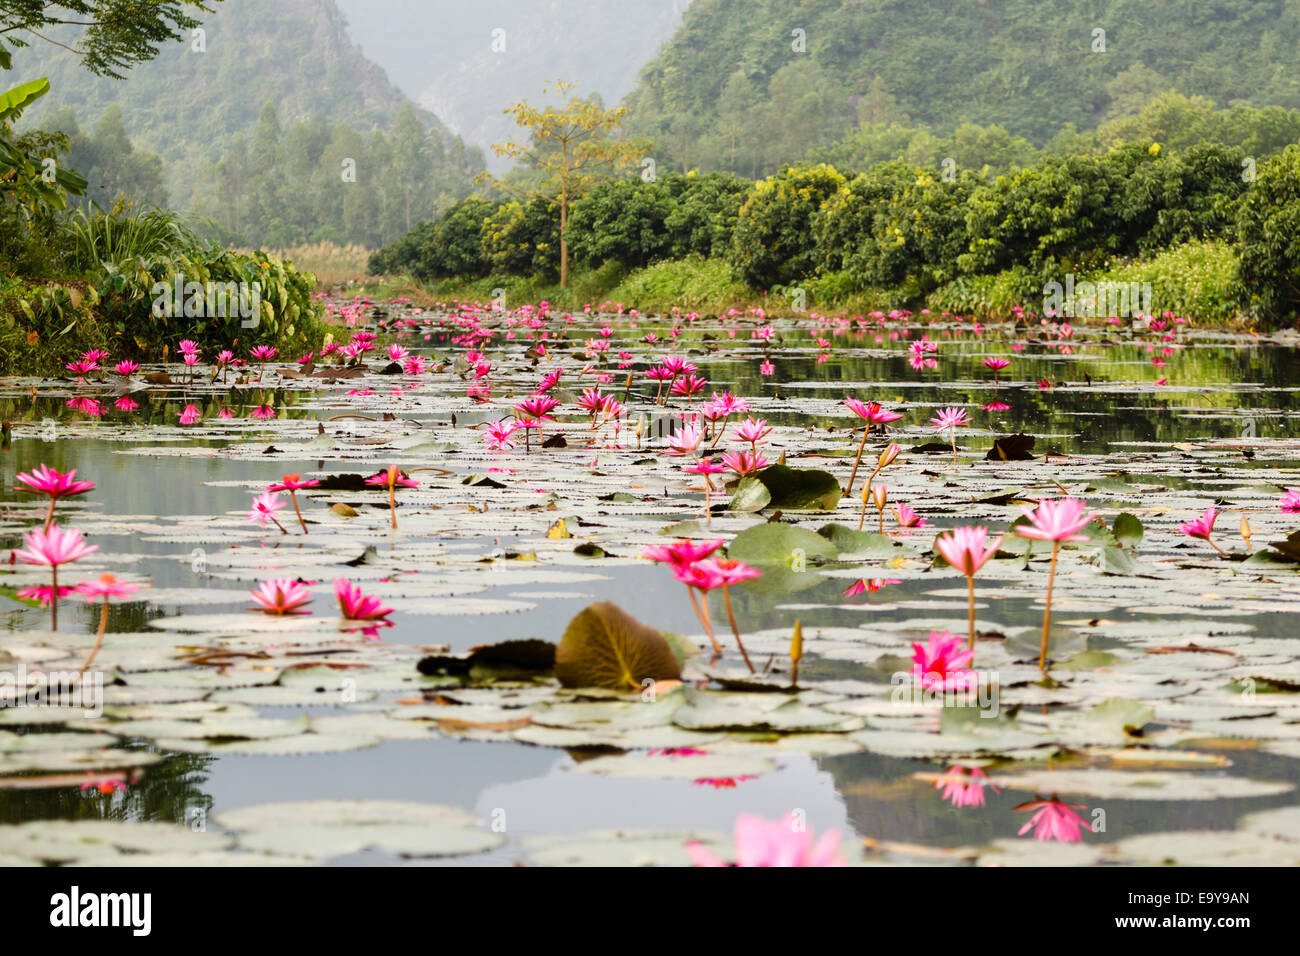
3 307 1300 866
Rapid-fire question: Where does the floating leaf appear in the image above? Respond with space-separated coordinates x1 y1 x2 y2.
554 602 681 691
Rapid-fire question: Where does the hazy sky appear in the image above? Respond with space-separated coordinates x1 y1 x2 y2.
335 0 692 166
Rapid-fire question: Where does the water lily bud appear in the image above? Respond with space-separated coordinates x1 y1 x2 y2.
877 442 901 469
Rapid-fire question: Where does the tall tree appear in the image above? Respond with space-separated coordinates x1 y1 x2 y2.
0 1 218 76
485 79 648 287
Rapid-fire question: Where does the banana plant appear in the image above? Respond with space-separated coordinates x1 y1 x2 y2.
0 77 88 211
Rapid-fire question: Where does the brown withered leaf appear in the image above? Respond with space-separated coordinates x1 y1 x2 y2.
554 602 681 692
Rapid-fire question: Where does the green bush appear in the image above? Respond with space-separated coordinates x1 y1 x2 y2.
93 247 325 356
1235 145 1300 325
1086 241 1239 323
729 163 847 290
608 257 751 312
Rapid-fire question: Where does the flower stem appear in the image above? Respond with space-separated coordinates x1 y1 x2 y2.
50 564 58 632
686 585 722 655
289 491 308 534
79 599 110 676
721 586 755 673
43 496 56 530
966 574 977 652
950 425 958 463
845 428 870 496
389 486 397 530
1039 541 1060 672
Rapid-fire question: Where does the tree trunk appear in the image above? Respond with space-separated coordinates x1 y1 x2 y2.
560 194 569 287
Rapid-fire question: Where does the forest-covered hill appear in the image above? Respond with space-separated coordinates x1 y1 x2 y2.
624 0 1300 176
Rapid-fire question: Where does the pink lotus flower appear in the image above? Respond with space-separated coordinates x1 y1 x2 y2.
1015 797 1093 843
247 491 288 531
893 503 928 530
484 418 520 451
1178 506 1218 540
178 340 199 355
1014 498 1096 671
75 573 139 601
1281 490 1300 514
665 420 704 456
334 578 393 621
15 464 95 527
267 474 320 493
928 406 971 461
179 404 201 425
642 539 724 567
14 524 98 632
759 360 775 376
686 813 845 867
982 357 1011 371
114 360 139 376
16 585 74 607
935 765 994 808
365 466 419 490
721 449 770 477
670 373 709 398
14 524 97 567
250 579 313 615
366 466 419 530
934 526 1001 575
1014 498 1096 542
841 577 900 597
733 417 772 447
115 397 139 412
250 345 277 360
1178 506 1229 556
911 629 976 690
844 398 903 424
693 557 762 587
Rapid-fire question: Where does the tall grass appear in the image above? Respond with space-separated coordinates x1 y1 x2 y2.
66 206 203 271
236 242 374 289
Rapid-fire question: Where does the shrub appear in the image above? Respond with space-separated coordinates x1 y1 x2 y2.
729 163 847 289
1235 144 1300 325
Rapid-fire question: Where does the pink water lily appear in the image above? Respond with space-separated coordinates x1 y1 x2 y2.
15 464 95 529
14 525 98 632
686 813 846 867
935 765 995 808
250 579 313 615
1015 796 1093 843
841 577 900 597
1014 498 1097 671
366 466 419 530
73 570 143 673
247 491 289 534
844 400 904 496
721 449 770 477
893 503 928 531
929 407 971 462
1281 490 1300 514
733 417 772 449
934 526 1003 651
334 578 394 621
484 418 520 451
1178 506 1228 556
911 629 977 691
